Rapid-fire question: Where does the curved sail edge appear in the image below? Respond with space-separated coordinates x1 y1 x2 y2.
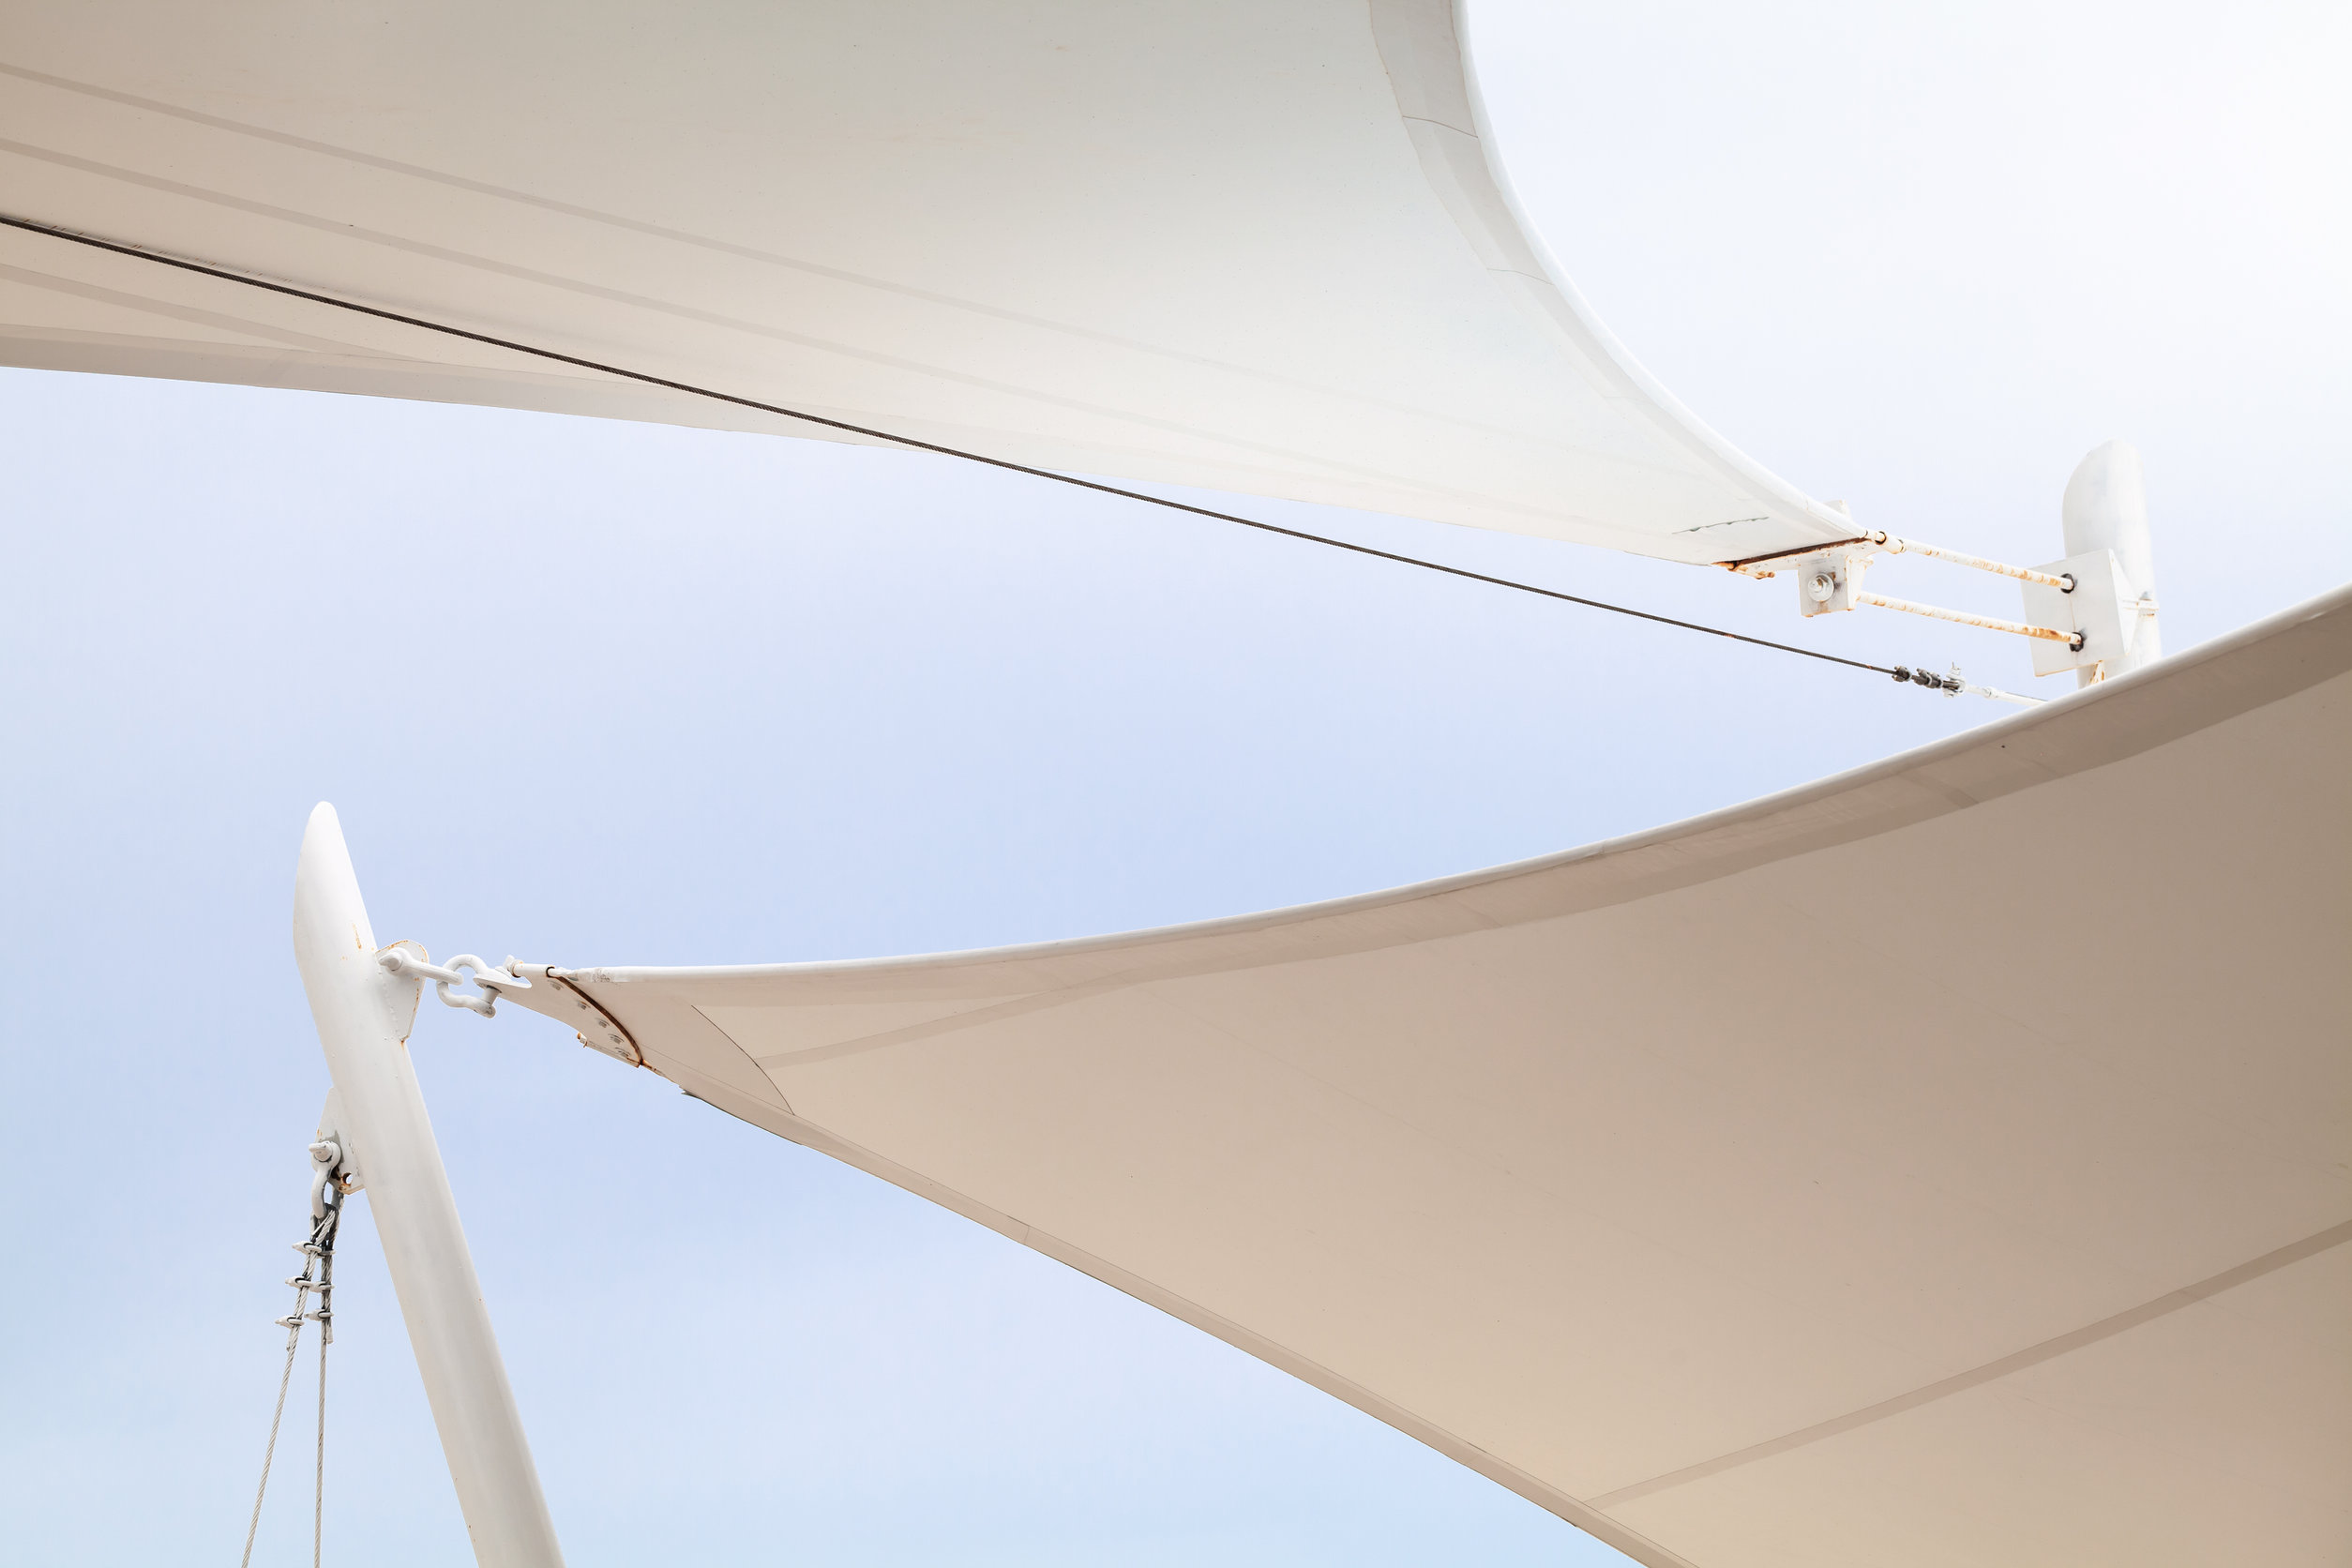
518 586 2352 1568
0 2 1845 563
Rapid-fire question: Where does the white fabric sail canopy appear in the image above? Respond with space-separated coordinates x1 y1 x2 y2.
22 4 2345 1560
503 585 2352 1568
0 0 1855 563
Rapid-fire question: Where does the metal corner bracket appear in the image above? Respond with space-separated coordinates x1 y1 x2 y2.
376 946 644 1066
505 964 645 1067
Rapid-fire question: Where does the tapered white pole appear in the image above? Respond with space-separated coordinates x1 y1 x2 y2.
292 802 565 1568
2061 440 2161 686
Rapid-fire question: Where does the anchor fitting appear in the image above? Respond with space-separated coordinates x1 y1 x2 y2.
377 948 529 1018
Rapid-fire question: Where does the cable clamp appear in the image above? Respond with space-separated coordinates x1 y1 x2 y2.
1888 664 2043 707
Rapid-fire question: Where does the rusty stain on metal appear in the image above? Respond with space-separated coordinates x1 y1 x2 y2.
1852 591 2079 644
1868 534 2073 590
1715 535 1876 577
541 969 645 1067
1720 531 2074 593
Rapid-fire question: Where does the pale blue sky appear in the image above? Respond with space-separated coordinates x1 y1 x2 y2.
4 4 2345 1564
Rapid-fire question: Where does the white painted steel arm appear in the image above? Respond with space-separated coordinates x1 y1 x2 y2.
292 803 565 1568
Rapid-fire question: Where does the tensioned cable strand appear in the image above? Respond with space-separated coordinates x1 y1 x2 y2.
311 1200 336 1568
238 1310 303 1568
0 210 1905 679
314 1291 328 1568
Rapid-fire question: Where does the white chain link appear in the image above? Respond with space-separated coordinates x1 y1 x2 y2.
375 949 527 1018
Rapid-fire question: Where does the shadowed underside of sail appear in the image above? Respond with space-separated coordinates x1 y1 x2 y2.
0 0 1853 563
511 586 2352 1568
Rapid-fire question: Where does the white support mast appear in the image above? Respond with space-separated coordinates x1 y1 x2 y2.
292 803 566 1568
2056 439 2161 684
